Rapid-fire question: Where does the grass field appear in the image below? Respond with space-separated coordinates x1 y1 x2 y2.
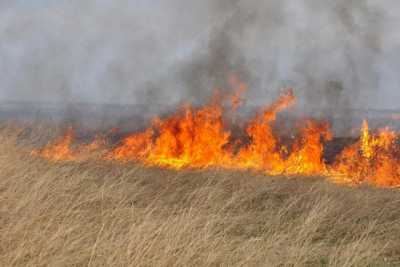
1 123 400 266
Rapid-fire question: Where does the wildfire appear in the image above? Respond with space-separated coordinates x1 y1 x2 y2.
31 128 77 162
333 120 400 187
32 128 105 162
31 81 400 188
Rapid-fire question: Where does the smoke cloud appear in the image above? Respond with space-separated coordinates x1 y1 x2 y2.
1 0 399 112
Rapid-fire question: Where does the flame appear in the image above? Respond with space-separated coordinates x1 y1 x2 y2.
228 74 247 110
31 79 400 188
235 89 296 173
110 96 233 169
284 121 332 175
333 120 400 187
32 128 77 162
32 128 105 162
107 87 336 177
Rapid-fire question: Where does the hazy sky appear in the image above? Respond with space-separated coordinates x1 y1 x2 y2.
1 0 400 110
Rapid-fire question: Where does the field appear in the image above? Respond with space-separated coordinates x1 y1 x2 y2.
1 123 400 266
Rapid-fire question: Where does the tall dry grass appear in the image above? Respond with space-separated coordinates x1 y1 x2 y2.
1 123 400 266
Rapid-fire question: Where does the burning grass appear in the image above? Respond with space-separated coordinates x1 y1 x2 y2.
3 80 400 265
30 84 400 188
1 123 400 266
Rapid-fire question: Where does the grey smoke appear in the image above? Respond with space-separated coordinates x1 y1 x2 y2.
1 0 399 112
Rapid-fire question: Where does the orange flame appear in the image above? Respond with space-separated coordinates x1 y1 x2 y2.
333 120 400 187
285 121 332 175
235 89 295 173
32 128 105 162
32 79 400 188
228 74 247 110
110 97 233 169
32 128 77 162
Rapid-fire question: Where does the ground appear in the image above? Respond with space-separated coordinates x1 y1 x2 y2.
1 123 400 266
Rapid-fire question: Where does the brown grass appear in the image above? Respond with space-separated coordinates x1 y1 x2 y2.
1 123 400 266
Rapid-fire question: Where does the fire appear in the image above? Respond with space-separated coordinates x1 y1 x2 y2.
228 74 247 110
31 80 400 188
107 88 333 178
333 120 400 187
110 95 233 169
31 128 77 162
284 121 332 175
235 89 295 173
32 128 105 162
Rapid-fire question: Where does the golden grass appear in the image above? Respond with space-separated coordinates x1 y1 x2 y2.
1 123 400 266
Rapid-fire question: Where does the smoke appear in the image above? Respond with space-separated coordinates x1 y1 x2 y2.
1 0 399 113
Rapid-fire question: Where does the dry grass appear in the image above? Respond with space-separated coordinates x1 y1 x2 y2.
1 123 400 266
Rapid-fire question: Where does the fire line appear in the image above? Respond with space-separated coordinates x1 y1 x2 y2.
32 82 400 188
